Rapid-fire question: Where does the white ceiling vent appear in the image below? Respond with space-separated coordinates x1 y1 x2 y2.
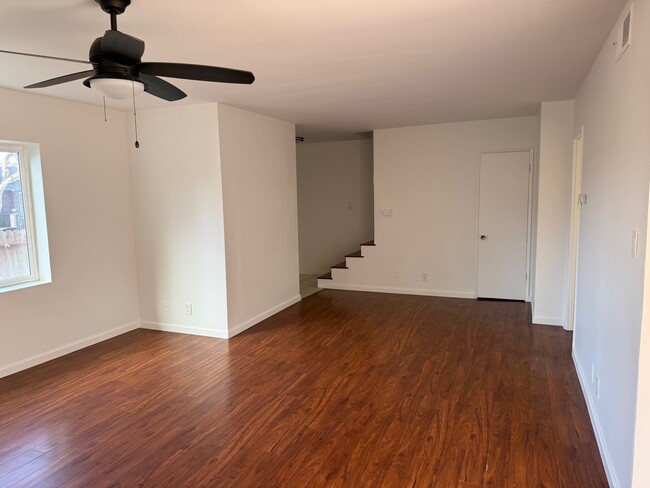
616 4 633 61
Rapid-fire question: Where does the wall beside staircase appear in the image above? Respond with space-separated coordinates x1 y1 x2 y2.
130 104 229 337
320 116 538 298
130 103 300 338
219 105 301 336
297 140 374 275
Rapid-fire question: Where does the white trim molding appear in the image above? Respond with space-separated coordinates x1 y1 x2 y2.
573 349 620 488
317 282 475 300
228 295 302 338
0 321 139 379
140 321 228 339
532 315 565 327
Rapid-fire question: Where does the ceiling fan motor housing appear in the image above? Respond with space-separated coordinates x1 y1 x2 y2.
84 36 141 89
95 0 131 15
89 31 145 66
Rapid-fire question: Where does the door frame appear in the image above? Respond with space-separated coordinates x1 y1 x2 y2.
475 147 534 300
566 128 584 332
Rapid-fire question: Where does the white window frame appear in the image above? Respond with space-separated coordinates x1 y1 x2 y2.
0 144 40 288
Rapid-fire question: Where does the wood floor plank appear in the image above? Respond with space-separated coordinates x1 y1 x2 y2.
0 290 608 487
0 450 43 479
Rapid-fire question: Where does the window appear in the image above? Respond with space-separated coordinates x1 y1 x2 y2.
0 143 49 290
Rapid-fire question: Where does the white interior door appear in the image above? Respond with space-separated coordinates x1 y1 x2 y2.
477 151 530 300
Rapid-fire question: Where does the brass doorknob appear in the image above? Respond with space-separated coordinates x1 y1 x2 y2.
480 235 487 240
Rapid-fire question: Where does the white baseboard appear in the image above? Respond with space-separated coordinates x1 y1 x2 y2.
532 315 565 327
142 295 302 339
573 349 620 488
140 321 228 339
0 321 139 379
317 281 475 300
228 295 302 338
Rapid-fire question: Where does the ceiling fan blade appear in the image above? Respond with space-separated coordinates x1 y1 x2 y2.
0 49 90 65
140 74 187 102
101 30 145 66
138 62 255 84
25 70 95 89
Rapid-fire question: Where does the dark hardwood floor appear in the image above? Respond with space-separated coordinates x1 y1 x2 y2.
0 291 608 487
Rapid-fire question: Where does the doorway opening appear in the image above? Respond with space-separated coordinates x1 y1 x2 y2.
295 137 375 298
566 129 584 332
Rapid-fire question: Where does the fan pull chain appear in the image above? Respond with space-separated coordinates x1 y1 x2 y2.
132 80 140 149
103 96 107 122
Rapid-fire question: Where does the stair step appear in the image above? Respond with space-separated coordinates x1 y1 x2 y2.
321 241 374 281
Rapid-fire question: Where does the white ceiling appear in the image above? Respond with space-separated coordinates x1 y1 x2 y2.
0 0 625 141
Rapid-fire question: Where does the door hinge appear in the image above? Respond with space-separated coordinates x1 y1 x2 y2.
525 272 528 281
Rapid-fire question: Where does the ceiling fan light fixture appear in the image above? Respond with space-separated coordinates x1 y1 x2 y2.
89 77 144 99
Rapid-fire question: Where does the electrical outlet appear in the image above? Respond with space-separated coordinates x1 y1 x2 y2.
591 363 595 382
421 272 428 282
596 376 601 399
162 301 169 313
379 208 394 218
347 201 353 210
185 303 193 316
393 270 400 279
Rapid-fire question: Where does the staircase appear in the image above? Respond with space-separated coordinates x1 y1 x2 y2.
317 240 375 286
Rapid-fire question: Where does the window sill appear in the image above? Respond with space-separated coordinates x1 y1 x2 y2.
0 278 51 294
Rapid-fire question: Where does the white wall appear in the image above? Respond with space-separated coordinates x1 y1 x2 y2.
130 104 229 338
320 116 538 297
635 189 650 487
571 1 650 486
0 88 140 377
297 140 374 275
533 101 574 327
218 105 300 336
130 103 299 339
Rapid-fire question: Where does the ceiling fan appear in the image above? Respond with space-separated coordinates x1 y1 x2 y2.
0 0 255 102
